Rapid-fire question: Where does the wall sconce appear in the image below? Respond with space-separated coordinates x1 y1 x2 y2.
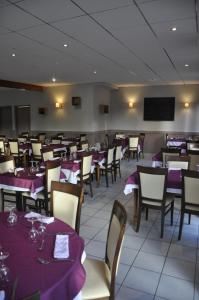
55 102 63 109
184 102 190 108
128 101 134 109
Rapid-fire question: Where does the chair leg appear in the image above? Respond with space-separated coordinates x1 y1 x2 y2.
111 168 114 184
89 177 93 197
114 165 117 182
1 190 5 212
170 201 174 226
178 211 185 240
145 207 148 220
160 210 165 238
136 205 142 232
119 164 121 178
105 170 109 187
188 213 191 224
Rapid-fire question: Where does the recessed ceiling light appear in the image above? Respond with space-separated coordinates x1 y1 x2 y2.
12 53 16 57
63 44 68 48
171 27 177 31
185 64 189 67
52 77 56 82
93 70 97 74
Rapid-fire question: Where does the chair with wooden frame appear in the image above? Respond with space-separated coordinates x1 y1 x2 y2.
17 136 27 143
0 135 6 141
21 291 40 300
80 134 87 142
128 136 139 161
100 147 114 187
82 200 127 300
69 143 78 155
167 156 190 170
161 147 181 167
187 150 199 171
8 139 25 167
57 132 64 139
137 166 174 238
0 139 6 155
50 181 84 234
21 132 30 138
113 145 122 181
178 170 199 240
80 141 89 151
77 153 93 197
22 160 61 214
41 149 54 162
51 137 61 144
31 141 42 161
139 133 145 159
0 156 16 211
37 133 46 143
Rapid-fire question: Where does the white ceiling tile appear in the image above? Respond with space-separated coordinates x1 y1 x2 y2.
72 0 133 13
139 0 195 23
17 0 84 23
0 4 42 30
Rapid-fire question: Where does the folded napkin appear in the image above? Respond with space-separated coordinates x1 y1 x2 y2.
24 212 54 224
0 291 5 300
54 235 69 259
168 167 181 171
99 151 105 153
77 149 84 152
16 167 24 172
36 172 45 177
74 160 81 163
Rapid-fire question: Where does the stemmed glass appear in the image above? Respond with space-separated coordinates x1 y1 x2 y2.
7 207 17 227
28 217 39 243
37 216 46 250
0 246 10 282
30 160 36 175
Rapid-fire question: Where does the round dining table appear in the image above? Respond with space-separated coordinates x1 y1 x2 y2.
0 212 86 300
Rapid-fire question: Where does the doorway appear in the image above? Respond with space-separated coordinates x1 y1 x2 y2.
15 105 30 134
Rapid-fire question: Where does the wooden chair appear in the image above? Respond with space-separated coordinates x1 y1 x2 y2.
41 149 54 162
161 147 181 167
51 137 61 144
115 133 125 139
21 132 30 138
167 156 190 170
69 143 77 154
80 134 87 142
113 145 122 181
23 160 61 214
178 170 199 240
128 136 139 161
80 141 89 151
50 181 84 234
0 139 6 155
17 136 27 143
31 141 42 161
82 200 127 300
8 139 24 166
0 156 16 211
137 166 174 238
100 147 114 187
187 150 199 171
139 133 145 158
57 132 64 139
21 291 40 300
77 154 93 197
38 133 46 143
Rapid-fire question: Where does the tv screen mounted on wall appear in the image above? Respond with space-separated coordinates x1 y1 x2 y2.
144 97 175 121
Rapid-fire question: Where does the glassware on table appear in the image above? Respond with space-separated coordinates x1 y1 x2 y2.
28 217 39 243
7 207 17 227
38 216 46 236
0 247 10 282
30 160 36 175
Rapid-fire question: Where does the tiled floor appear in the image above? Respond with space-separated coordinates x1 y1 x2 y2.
2 156 199 300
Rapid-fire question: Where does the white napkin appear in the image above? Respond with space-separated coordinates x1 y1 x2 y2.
54 235 69 259
16 167 24 172
0 291 5 300
49 157 60 161
77 149 84 152
74 160 81 163
24 212 54 224
99 151 105 153
36 172 45 177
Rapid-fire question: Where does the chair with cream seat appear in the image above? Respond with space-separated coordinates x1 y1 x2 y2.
17 136 27 143
50 181 84 234
38 133 46 143
80 134 87 142
22 160 61 214
178 170 199 240
82 200 127 300
69 143 78 155
80 141 89 151
31 141 42 161
187 150 199 171
113 145 122 181
21 132 30 138
0 139 6 155
100 147 114 187
167 156 190 170
77 153 93 197
41 149 54 162
128 136 139 161
0 156 16 211
51 137 61 144
161 147 180 167
137 166 174 238
8 139 25 166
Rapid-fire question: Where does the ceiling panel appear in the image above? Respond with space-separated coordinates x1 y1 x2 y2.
72 0 133 13
139 0 195 23
17 0 85 23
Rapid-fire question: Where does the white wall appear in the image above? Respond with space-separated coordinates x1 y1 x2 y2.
110 84 199 133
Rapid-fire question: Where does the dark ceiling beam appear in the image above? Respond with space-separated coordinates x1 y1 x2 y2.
0 79 44 92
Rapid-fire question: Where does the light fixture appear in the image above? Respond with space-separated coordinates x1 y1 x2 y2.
93 70 97 74
184 102 190 108
64 44 68 47
171 27 177 31
185 64 189 67
128 101 134 109
52 77 56 82
55 102 63 109
12 53 16 57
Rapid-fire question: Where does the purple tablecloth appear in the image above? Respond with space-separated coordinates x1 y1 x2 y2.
0 212 85 300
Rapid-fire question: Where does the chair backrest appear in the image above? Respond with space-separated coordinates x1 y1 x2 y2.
21 132 29 138
115 145 122 161
186 141 199 151
21 291 40 300
18 136 27 143
31 142 42 158
115 133 125 139
167 156 190 170
38 133 46 142
9 139 19 155
69 143 77 154
50 181 84 233
0 135 6 141
105 200 127 297
187 150 199 171
80 134 87 142
107 147 114 165
81 141 89 151
182 170 199 206
57 133 64 139
51 138 61 144
46 161 61 193
81 154 92 180
161 147 180 167
0 156 15 174
137 166 167 202
129 136 139 148
0 139 6 154
30 136 38 142
42 150 54 162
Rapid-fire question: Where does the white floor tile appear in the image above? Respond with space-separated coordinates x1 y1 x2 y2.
133 252 165 273
163 257 195 281
141 239 170 256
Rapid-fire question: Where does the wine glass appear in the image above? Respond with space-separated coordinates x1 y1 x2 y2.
0 247 10 282
28 217 39 243
7 207 17 227
38 216 46 236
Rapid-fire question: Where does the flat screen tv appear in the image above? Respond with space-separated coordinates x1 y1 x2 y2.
144 97 175 121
